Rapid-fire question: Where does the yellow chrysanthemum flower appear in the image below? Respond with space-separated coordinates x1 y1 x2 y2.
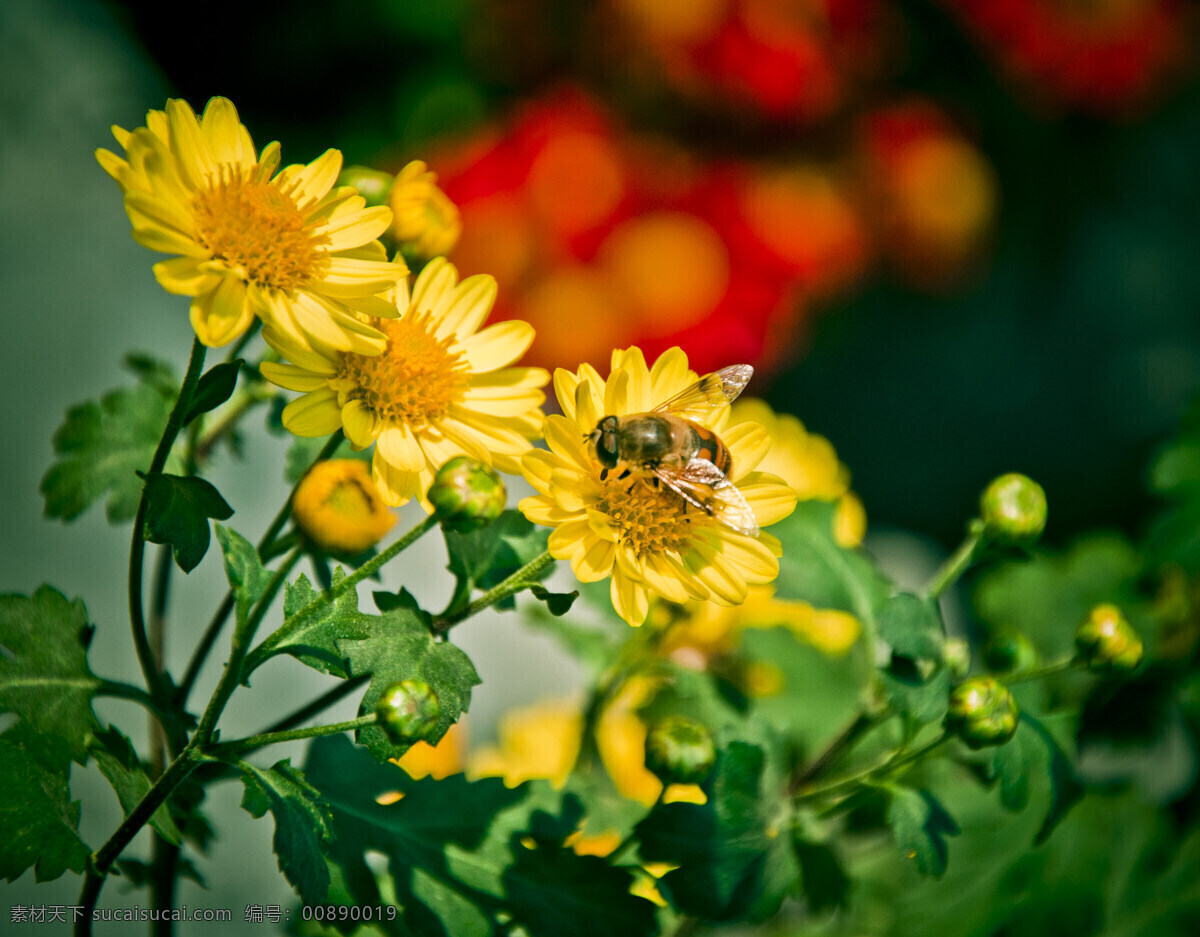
519 347 798 626
260 258 548 507
389 160 462 260
97 96 407 350
729 398 866 548
292 459 395 554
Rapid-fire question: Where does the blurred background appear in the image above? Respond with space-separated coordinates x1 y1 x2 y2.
3 0 1200 930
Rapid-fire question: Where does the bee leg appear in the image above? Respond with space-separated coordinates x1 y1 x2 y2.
617 468 631 481
600 468 609 481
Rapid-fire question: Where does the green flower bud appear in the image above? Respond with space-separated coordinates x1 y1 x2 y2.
1075 604 1144 673
982 629 1039 675
337 165 395 208
375 680 441 745
941 637 972 679
429 457 506 533
946 676 1018 749
979 473 1047 545
644 716 716 786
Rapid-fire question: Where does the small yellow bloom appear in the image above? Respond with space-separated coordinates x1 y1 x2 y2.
97 96 407 350
520 347 798 626
292 459 395 554
469 701 581 788
261 258 548 507
729 398 866 548
389 160 462 260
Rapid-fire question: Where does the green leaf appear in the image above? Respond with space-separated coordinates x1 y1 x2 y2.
879 592 944 660
142 473 234 573
90 725 182 845
238 759 334 905
215 526 270 635
1023 714 1084 845
41 355 181 523
442 510 549 616
793 837 849 914
338 606 480 761
0 585 100 768
252 570 377 679
409 867 489 937
635 741 798 921
0 723 89 882
528 583 578 617
881 658 952 727
772 501 890 625
184 360 241 424
884 785 960 878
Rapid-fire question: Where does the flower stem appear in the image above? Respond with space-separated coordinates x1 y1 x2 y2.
788 711 882 795
433 549 556 632
795 732 950 805
209 713 378 758
176 433 344 707
923 525 985 599
1005 657 1081 684
128 338 207 714
245 513 439 671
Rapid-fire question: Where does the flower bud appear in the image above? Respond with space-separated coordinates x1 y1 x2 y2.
941 637 971 679
1075 604 1144 673
389 160 461 260
376 680 441 745
946 676 1018 749
429 457 506 533
293 459 396 554
644 716 716 786
982 629 1039 675
337 165 395 208
979 473 1047 545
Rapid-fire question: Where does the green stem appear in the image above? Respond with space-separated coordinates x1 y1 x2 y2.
246 513 439 670
192 547 302 747
96 679 163 713
176 434 343 706
259 675 371 736
796 733 950 805
924 526 985 599
433 550 556 632
209 713 378 758
788 711 882 795
1005 657 1081 684
128 337 207 713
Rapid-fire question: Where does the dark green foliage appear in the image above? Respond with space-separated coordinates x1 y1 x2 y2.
884 785 960 878
142 473 233 572
215 526 271 635
41 354 181 522
442 510 550 616
184 360 241 424
792 837 850 914
91 725 181 844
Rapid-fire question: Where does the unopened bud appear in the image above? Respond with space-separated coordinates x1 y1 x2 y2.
1075 604 1143 673
376 680 441 745
429 457 506 533
644 716 716 786
389 160 461 260
942 638 971 679
983 630 1039 675
293 459 396 554
337 165 395 208
946 676 1018 749
979 473 1047 545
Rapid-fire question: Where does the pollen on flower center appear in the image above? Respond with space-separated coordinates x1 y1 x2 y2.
191 170 329 290
598 472 703 557
340 313 469 426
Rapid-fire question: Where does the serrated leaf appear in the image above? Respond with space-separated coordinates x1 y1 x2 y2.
528 583 578 617
442 510 550 617
248 570 377 678
337 607 480 761
881 657 951 726
185 360 241 424
41 358 181 523
793 838 849 913
143 473 234 572
772 501 890 625
879 592 944 660
884 785 960 877
635 741 798 921
0 585 100 768
215 526 270 636
238 759 334 904
409 867 489 937
91 725 182 845
0 723 89 882
1023 714 1084 845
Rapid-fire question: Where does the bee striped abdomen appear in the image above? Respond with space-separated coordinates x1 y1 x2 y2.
686 421 732 475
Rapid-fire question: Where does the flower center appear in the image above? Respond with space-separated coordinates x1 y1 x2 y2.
339 313 469 426
191 170 329 291
598 472 706 557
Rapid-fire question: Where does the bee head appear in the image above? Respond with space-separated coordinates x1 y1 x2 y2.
589 415 621 468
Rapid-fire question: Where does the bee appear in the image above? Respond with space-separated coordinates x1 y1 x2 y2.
589 364 760 537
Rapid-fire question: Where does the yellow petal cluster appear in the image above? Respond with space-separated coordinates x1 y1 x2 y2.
291 459 396 554
519 347 798 626
97 96 407 350
389 160 462 260
261 258 548 507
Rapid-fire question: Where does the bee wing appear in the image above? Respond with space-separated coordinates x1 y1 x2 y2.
654 458 760 537
652 365 754 421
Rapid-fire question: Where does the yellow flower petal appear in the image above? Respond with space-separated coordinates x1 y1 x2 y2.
259 361 334 392
376 424 426 472
282 390 344 437
341 399 381 449
611 570 650 626
460 321 535 374
190 275 252 348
